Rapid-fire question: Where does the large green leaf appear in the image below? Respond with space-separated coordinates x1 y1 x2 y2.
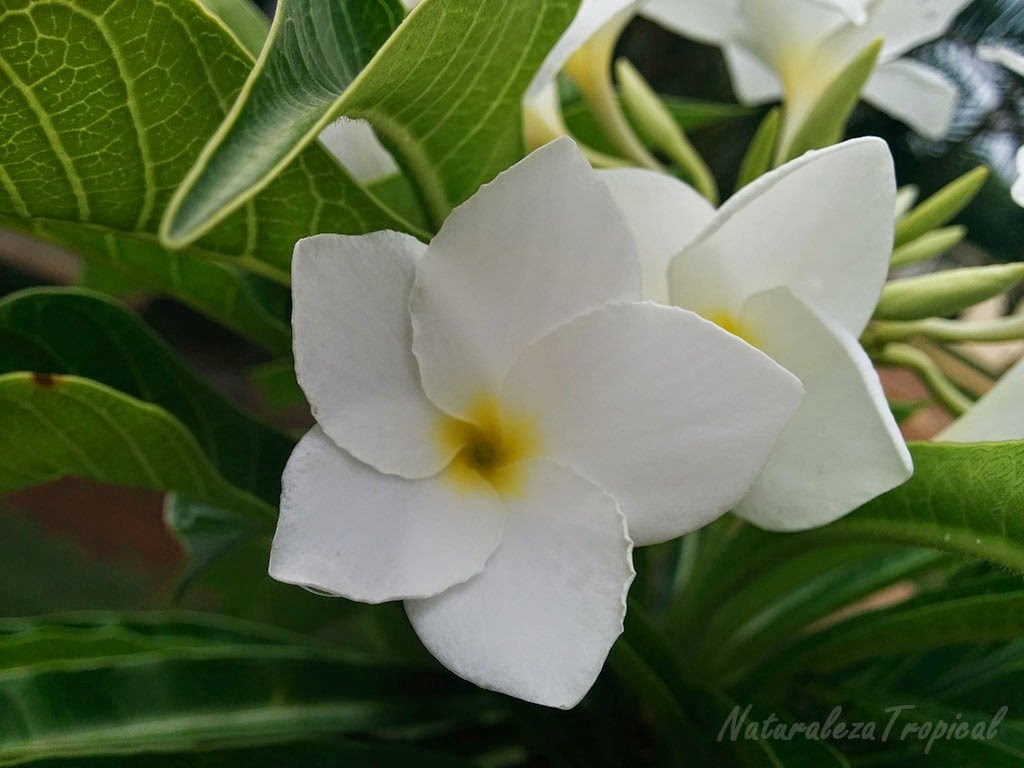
693 442 1024 618
0 288 294 508
0 372 272 524
0 613 488 765
820 442 1024 571
0 0 409 341
163 0 581 239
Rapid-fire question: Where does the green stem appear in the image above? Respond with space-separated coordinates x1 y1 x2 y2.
866 315 1024 346
873 343 973 416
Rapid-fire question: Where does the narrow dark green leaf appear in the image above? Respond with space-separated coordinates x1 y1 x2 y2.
736 108 780 191
781 39 882 162
0 617 488 765
18 741 476 768
894 167 990 248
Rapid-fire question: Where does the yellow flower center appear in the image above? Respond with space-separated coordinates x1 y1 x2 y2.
706 311 761 349
437 395 539 497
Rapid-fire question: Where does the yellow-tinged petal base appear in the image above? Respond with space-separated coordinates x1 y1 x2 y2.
706 311 762 349
437 395 540 497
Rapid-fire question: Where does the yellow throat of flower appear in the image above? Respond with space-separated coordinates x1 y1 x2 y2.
437 395 540 497
706 311 761 349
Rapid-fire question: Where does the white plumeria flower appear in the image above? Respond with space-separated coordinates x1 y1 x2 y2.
642 0 972 143
939 356 1024 442
601 138 914 531
270 139 802 708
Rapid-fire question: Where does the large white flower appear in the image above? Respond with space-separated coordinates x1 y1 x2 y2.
601 138 913 531
270 139 802 708
642 0 972 142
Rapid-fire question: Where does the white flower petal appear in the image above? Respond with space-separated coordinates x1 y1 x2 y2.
410 139 640 420
526 0 640 100
669 138 895 336
406 459 633 709
292 232 453 479
640 0 743 45
735 288 913 531
826 0 973 62
1014 147 1024 208
940 357 1024 442
722 44 785 105
979 44 1024 78
736 0 852 62
863 59 958 140
599 169 716 303
318 118 398 183
270 428 506 603
501 302 803 545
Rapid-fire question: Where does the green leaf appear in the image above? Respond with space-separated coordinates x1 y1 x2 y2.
0 288 293 508
714 443 1024 595
696 547 942 683
736 108 780 191
200 0 269 57
562 94 752 157
0 514 148 615
162 0 406 245
875 264 1024 322
0 373 273 526
0 612 305 670
780 39 882 162
0 615 489 765
249 358 306 411
18 742 476 768
894 167 990 248
0 0 409 336
616 59 718 204
163 0 582 240
787 591 1024 675
890 226 967 269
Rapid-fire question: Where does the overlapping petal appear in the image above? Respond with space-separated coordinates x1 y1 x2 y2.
734 289 913 530
669 139 895 336
292 232 454 479
410 139 641 420
501 302 803 545
863 59 958 140
270 428 506 603
723 44 784 104
527 0 639 100
406 460 633 709
825 0 974 63
599 169 716 303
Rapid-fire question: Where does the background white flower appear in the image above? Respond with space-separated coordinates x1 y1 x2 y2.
270 139 802 708
602 138 914 531
978 44 1024 207
642 0 973 143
